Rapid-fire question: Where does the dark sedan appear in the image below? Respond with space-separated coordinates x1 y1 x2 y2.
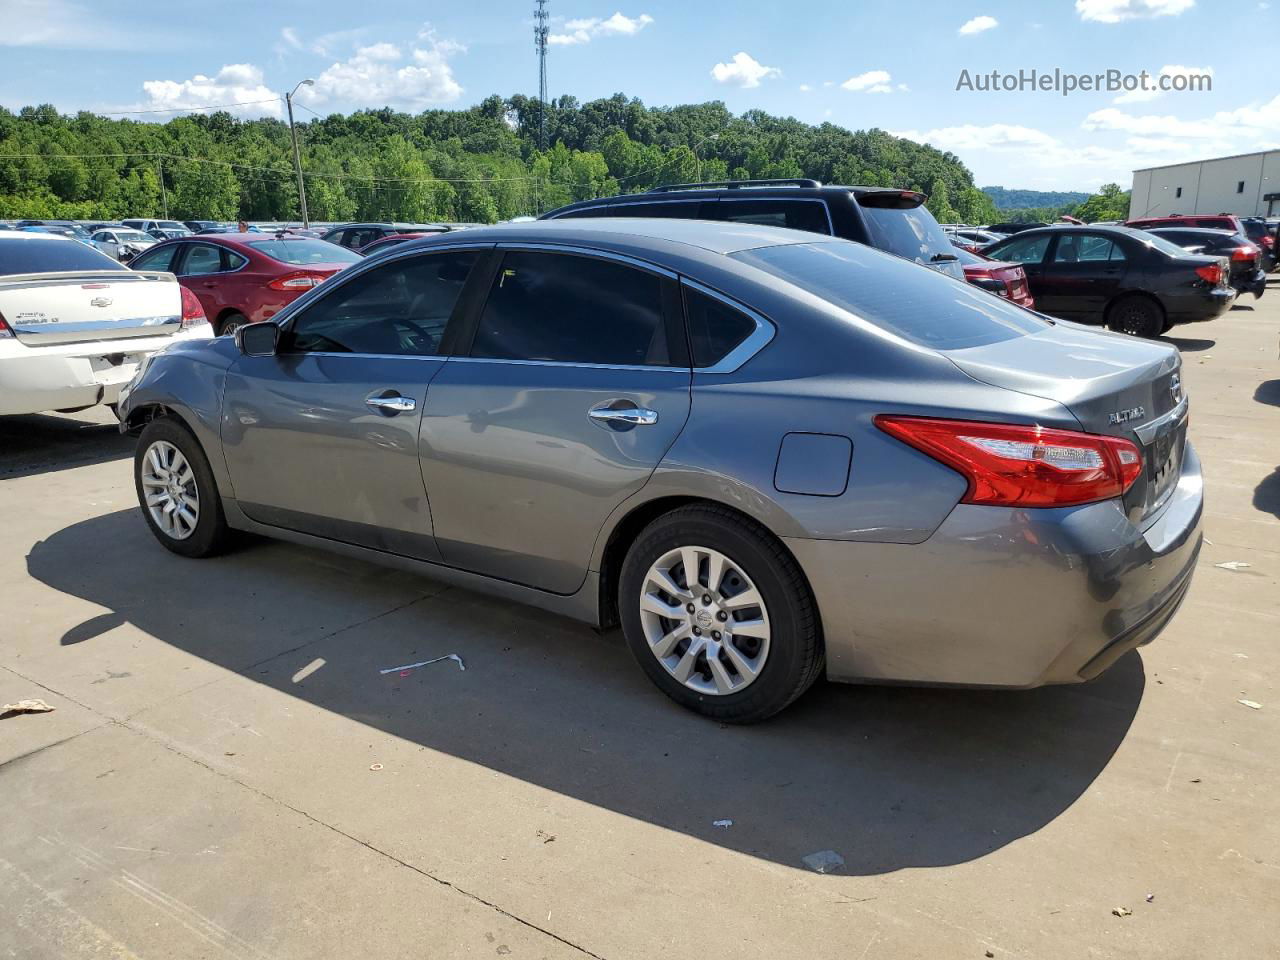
981 225 1235 338
1142 227 1266 299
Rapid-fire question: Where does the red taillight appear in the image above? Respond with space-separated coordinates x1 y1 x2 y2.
179 286 208 328
1194 264 1223 285
268 271 328 291
875 416 1143 507
1230 245 1258 262
0 311 12 340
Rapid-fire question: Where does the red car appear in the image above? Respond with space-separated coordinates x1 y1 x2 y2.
1126 213 1246 235
953 247 1035 308
127 233 362 335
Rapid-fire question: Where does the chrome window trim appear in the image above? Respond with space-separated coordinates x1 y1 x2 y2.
680 278 776 374
444 356 689 373
715 197 836 236
491 242 679 279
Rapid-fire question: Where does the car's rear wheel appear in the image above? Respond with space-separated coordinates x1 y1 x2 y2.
134 417 231 558
1107 296 1164 339
218 312 249 337
619 504 823 723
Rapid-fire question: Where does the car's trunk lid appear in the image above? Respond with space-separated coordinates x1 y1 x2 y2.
946 322 1187 523
0 271 181 346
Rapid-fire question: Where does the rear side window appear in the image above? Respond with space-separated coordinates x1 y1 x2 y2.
684 287 757 367
179 244 225 276
471 251 670 366
606 201 704 220
0 238 124 275
733 241 1048 350
716 200 831 235
286 250 479 356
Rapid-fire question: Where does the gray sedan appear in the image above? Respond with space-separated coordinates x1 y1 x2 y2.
118 219 1202 722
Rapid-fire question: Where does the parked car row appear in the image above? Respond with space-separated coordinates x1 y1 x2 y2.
117 213 1203 722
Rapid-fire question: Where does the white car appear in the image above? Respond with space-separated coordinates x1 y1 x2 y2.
91 228 156 262
0 233 212 417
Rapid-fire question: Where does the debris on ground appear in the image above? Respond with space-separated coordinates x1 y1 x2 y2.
1190 778 1202 783
379 654 465 675
1237 699 1262 710
1215 561 1252 572
1146 893 1155 903
802 850 845 874
985 951 995 958
2 698 55 715
712 819 733 829
369 763 384 771
1112 906 1132 918
536 830 556 844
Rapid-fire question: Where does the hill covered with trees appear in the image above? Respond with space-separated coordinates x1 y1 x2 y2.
0 93 1000 224
981 185 1092 211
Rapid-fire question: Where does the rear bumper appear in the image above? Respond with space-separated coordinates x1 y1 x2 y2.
0 327 212 416
1164 288 1235 324
1231 269 1267 299
786 442 1204 688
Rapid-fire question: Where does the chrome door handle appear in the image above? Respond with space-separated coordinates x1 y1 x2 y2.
588 403 658 427
366 393 416 414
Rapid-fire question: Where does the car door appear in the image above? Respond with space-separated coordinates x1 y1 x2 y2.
220 247 487 560
420 247 693 594
172 242 227 317
92 231 118 259
985 232 1054 307
1040 233 1128 320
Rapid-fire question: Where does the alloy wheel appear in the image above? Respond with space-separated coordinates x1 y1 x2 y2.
638 545 771 696
139 440 200 540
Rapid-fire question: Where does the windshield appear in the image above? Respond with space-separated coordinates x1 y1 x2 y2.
248 238 363 265
0 237 126 275
733 240 1048 350
857 197 962 279
159 221 185 230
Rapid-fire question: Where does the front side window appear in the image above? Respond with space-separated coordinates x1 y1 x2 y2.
471 251 670 366
180 244 225 276
284 250 479 357
988 233 1052 264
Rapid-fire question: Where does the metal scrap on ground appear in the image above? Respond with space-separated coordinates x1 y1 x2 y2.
379 654 466 675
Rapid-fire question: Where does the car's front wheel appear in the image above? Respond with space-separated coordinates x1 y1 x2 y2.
134 417 232 558
618 504 823 723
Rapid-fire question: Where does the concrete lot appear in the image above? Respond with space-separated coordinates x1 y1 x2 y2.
2 287 1278 959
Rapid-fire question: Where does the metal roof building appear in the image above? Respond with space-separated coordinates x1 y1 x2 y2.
1129 149 1280 219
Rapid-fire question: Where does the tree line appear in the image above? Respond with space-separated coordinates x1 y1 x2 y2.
0 93 1004 224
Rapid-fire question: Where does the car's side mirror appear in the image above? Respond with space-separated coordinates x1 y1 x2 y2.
236 321 280 357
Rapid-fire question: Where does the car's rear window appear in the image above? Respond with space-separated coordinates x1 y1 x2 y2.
732 240 1048 350
857 199 954 264
1138 231 1202 259
0 238 126 275
248 238 363 265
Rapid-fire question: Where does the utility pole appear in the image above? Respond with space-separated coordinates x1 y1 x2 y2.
534 0 549 151
286 79 315 228
156 154 168 219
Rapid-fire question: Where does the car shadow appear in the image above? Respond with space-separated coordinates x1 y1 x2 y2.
0 412 132 480
1229 304 1255 311
27 509 1146 875
1160 335 1215 352
1255 380 1280 408
1254 467 1280 520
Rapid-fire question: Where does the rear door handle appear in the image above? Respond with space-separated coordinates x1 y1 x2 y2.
588 402 658 427
366 393 416 415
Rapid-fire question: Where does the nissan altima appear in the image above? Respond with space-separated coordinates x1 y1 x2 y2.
118 219 1202 722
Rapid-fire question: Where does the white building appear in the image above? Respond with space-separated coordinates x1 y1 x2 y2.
1129 149 1280 219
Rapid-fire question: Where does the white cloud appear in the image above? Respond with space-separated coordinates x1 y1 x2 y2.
298 29 464 109
891 123 1060 152
798 83 812 92
279 27 302 51
1 0 163 49
710 52 781 88
1113 64 1214 104
897 83 911 92
549 12 653 45
959 15 999 35
1076 0 1194 22
138 63 281 118
1081 94 1280 141
842 70 894 94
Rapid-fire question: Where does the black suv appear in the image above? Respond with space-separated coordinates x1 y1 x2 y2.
541 179 965 281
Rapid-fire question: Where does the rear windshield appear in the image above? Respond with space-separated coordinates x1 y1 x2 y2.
0 237 125 275
733 240 1048 350
859 199 956 264
1138 231 1203 259
248 238 363 265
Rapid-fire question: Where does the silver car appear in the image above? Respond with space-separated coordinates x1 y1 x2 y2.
119 219 1203 722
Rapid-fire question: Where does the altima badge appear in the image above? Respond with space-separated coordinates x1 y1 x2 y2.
1108 406 1146 425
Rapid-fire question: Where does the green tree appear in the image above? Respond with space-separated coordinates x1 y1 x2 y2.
1073 183 1130 223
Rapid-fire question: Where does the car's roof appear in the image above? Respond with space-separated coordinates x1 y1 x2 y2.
0 231 78 244
1001 223 1146 237
1148 226 1239 237
399 217 829 258
547 184 915 218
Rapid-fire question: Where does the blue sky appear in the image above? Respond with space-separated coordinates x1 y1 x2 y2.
2 0 1277 190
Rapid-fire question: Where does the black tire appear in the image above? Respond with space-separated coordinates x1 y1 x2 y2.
618 504 823 723
217 312 249 337
134 417 232 558
1107 296 1165 339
